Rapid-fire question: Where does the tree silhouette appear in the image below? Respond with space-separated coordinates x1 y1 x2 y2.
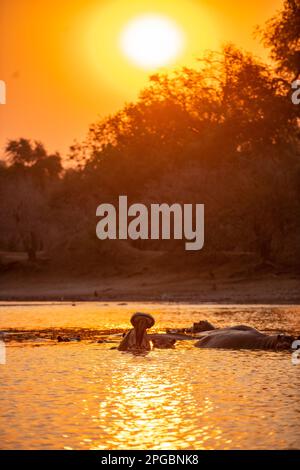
259 0 300 80
1 4 300 272
5 138 62 180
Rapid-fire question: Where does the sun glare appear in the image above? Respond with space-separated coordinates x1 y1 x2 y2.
120 15 185 70
71 0 219 96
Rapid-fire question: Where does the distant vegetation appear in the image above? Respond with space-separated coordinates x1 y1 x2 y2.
0 0 299 276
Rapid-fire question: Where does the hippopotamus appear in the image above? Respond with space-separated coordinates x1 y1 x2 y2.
166 320 215 336
194 325 295 350
118 313 181 351
149 335 176 349
118 312 155 351
117 314 297 352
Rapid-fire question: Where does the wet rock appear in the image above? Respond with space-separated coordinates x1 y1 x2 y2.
57 335 70 342
57 335 81 342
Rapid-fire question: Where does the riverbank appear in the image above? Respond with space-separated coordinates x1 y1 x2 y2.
0 272 299 303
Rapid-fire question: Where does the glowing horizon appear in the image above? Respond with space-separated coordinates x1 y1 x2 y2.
0 0 282 156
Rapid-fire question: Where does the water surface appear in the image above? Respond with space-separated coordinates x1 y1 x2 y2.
0 302 299 450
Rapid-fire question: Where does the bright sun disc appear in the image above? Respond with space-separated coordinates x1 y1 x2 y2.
120 14 185 70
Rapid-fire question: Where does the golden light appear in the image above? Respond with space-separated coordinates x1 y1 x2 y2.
119 15 185 70
68 0 220 98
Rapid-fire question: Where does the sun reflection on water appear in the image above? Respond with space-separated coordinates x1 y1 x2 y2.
90 352 224 450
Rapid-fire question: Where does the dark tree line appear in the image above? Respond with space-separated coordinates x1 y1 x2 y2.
0 1 299 273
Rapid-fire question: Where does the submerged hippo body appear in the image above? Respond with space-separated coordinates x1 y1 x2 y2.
195 325 294 350
150 335 176 349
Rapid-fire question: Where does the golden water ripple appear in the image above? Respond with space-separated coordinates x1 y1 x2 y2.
0 303 299 449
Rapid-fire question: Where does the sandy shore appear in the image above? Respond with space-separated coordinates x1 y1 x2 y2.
0 272 299 303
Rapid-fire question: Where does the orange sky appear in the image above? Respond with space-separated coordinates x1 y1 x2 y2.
0 0 282 158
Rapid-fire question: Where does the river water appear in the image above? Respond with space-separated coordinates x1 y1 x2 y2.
0 302 299 450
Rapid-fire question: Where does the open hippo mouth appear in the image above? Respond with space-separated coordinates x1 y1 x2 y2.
131 312 155 348
134 318 150 347
117 312 155 352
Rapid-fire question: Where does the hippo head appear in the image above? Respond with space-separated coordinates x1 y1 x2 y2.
276 334 296 350
151 337 176 349
130 312 155 348
192 320 215 333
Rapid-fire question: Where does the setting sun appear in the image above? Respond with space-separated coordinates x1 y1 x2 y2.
120 15 185 70
67 0 220 103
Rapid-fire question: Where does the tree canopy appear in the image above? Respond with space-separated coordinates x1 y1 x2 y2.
1 2 300 270
259 0 300 80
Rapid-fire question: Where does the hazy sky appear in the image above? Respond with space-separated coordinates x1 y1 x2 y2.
0 0 282 158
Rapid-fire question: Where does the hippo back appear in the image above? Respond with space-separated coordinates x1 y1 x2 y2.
195 328 280 350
